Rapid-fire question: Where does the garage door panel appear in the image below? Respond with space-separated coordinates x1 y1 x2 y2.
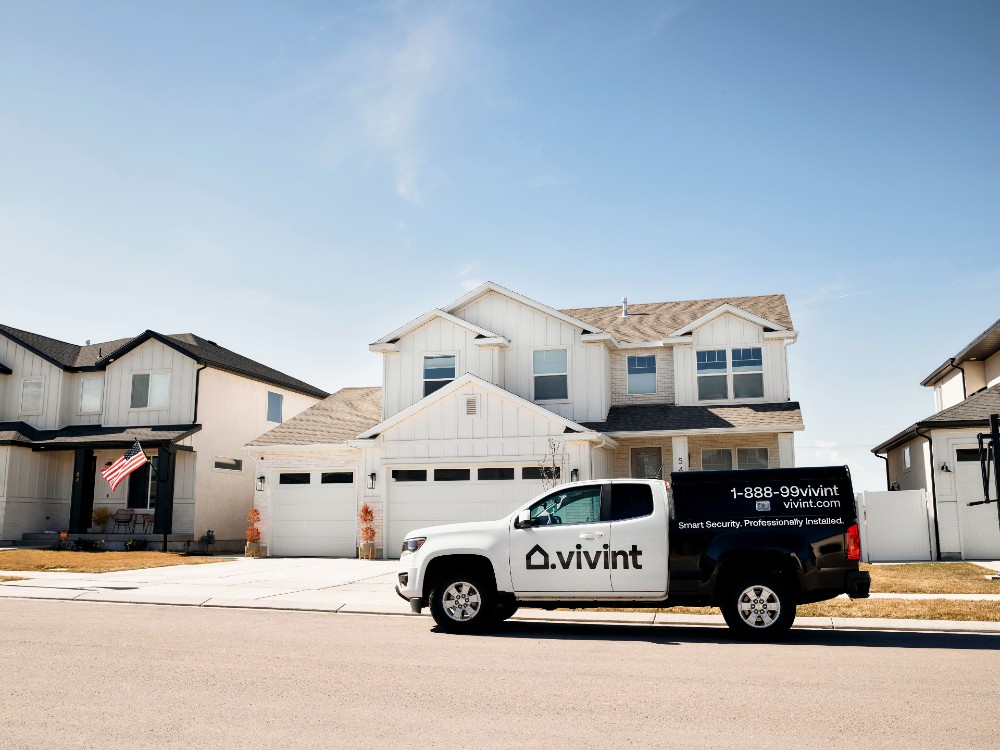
270 472 357 557
387 476 545 554
956 456 1000 559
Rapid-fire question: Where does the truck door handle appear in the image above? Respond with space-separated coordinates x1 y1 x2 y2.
578 532 604 540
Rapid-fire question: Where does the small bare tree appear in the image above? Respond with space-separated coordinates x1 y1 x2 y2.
537 438 568 490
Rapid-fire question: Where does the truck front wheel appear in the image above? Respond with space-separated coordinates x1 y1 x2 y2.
720 576 796 641
429 572 496 633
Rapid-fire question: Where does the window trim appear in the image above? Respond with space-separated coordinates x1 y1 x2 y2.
19 377 44 416
626 354 657 395
531 346 570 403
695 345 766 403
79 377 104 415
422 351 459 397
129 371 170 411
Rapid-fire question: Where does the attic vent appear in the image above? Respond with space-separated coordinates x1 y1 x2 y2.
463 394 481 417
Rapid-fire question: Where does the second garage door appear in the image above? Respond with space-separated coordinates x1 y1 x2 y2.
386 466 547 555
269 470 357 557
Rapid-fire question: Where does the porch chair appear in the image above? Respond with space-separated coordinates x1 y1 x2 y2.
141 513 155 533
111 508 135 533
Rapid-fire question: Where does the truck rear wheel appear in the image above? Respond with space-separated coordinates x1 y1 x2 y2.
429 572 496 633
720 576 795 641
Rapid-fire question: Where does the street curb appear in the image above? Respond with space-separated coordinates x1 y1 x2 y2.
1 589 998 634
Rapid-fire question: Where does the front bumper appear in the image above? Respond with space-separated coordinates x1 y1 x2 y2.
846 570 871 599
394 585 425 613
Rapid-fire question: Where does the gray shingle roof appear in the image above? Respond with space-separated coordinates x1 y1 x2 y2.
580 401 803 434
248 387 382 447
560 294 793 343
873 383 1000 454
0 324 327 398
0 422 201 448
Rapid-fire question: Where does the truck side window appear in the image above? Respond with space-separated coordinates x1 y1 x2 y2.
529 485 602 525
610 483 654 521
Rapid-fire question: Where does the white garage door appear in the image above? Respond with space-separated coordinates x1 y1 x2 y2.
270 470 357 557
956 450 1000 559
387 467 547 556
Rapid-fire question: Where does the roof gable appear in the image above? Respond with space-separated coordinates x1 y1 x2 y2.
357 373 591 439
669 303 788 337
445 282 602 335
371 309 507 348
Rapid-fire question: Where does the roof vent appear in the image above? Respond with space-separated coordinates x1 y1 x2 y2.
86 339 91 346
464 395 481 417
622 297 628 318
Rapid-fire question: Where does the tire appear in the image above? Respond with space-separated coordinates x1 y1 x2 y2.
720 576 796 641
429 571 496 633
492 600 519 624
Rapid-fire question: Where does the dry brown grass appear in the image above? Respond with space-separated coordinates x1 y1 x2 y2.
866 562 999 594
0 576 27 582
0 549 233 574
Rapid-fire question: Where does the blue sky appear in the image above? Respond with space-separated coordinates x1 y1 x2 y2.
1 1 997 490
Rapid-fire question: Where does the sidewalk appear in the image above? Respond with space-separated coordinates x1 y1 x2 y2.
0 557 998 635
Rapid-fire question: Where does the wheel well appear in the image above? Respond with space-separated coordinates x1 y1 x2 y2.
712 552 800 606
422 554 497 599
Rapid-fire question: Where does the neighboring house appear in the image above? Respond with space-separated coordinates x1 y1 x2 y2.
0 324 327 548
247 282 803 559
873 318 1000 560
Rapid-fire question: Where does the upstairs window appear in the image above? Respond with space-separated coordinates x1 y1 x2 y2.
697 347 764 401
130 373 169 409
20 378 43 415
80 378 103 414
423 355 456 396
696 350 728 400
533 349 568 401
627 355 656 395
267 391 283 423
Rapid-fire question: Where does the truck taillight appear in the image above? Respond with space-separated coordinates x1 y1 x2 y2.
846 523 861 561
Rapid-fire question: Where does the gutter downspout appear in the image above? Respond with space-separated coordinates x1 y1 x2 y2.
915 426 943 561
875 453 890 491
192 364 208 423
946 358 967 400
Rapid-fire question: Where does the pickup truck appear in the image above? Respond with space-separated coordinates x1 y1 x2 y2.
395 466 871 640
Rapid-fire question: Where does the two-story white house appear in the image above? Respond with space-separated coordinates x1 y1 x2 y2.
873 318 1000 560
247 283 803 559
0 325 327 549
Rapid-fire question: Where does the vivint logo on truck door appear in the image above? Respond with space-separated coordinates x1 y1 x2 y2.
525 543 643 571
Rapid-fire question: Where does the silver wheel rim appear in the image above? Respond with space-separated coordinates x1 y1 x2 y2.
442 581 482 622
737 584 781 629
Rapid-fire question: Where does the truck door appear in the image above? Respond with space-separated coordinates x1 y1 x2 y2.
509 484 613 595
609 481 669 594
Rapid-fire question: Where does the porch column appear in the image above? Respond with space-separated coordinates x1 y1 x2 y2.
671 436 689 474
778 433 796 468
153 445 175 536
68 448 95 533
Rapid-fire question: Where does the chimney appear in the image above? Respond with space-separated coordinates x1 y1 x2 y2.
621 297 628 318
86 340 91 345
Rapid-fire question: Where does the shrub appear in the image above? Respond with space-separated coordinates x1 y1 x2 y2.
123 538 148 551
76 537 106 552
91 506 112 526
246 507 261 544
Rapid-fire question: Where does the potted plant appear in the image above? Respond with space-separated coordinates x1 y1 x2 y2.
91 506 112 533
245 507 262 558
358 503 376 559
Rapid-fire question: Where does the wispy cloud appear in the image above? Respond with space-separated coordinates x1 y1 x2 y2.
271 10 466 205
649 1 699 38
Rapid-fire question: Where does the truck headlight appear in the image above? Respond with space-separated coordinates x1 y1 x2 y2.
400 537 426 556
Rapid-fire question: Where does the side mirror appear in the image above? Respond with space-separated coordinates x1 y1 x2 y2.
514 509 536 529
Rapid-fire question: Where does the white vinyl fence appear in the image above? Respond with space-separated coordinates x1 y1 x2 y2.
856 490 935 562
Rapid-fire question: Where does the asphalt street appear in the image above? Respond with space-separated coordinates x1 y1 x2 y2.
1 599 998 750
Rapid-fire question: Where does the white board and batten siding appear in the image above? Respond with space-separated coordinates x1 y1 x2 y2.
102 339 198 426
0 336 66 430
0 447 73 539
382 316 503 421
673 313 789 405
452 290 611 423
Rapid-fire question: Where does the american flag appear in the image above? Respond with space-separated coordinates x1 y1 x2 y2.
101 440 148 491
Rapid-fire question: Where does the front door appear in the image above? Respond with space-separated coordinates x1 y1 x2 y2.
509 483 613 595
